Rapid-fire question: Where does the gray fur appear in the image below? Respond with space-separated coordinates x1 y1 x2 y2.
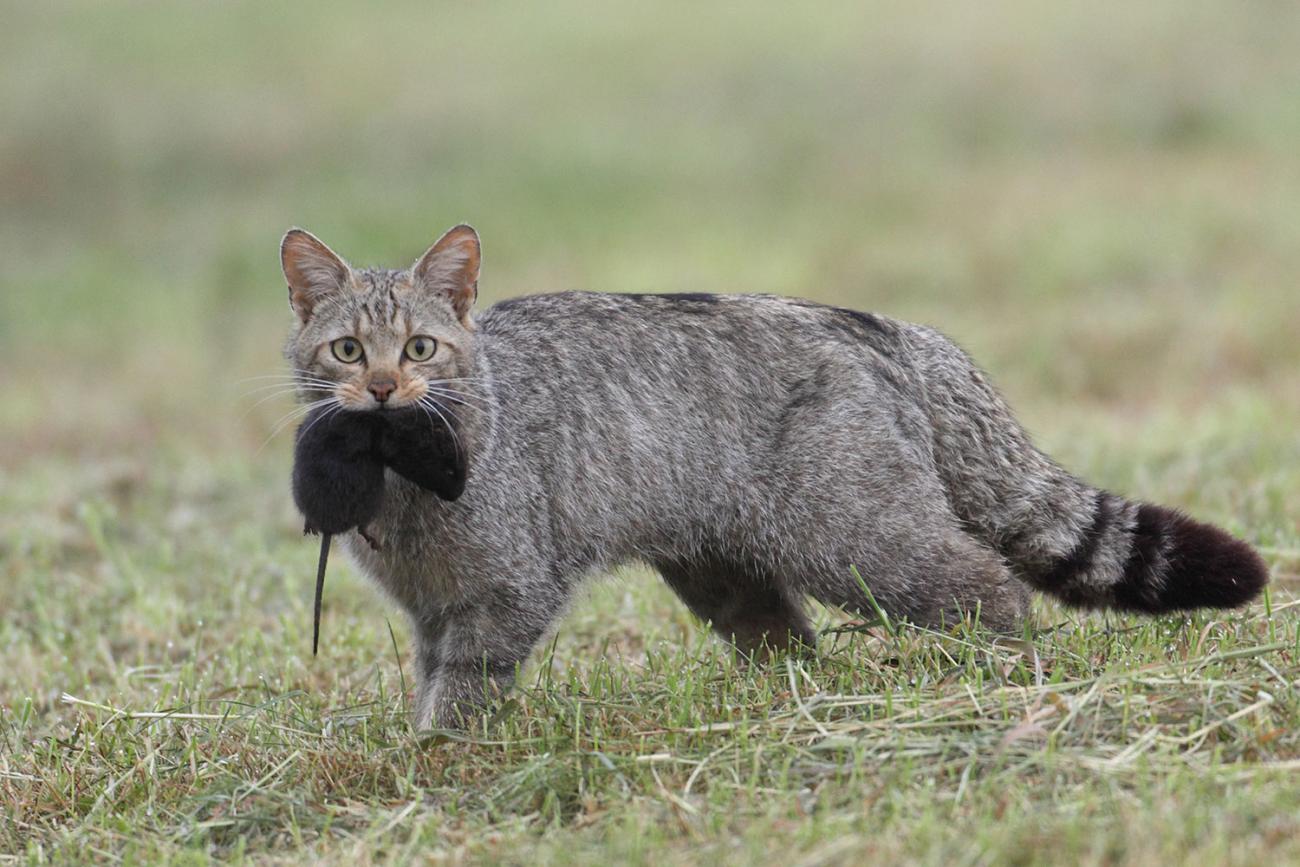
281 228 1265 729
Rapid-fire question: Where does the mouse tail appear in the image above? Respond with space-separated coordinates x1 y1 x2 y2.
313 533 331 657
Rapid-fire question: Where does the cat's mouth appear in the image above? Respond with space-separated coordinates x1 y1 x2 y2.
357 392 416 411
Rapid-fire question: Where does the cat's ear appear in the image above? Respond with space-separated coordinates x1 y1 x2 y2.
281 228 355 322
411 224 480 326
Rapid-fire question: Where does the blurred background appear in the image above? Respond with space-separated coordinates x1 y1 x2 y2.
1 2 1297 698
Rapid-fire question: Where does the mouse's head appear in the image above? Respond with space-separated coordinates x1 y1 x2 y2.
280 225 481 415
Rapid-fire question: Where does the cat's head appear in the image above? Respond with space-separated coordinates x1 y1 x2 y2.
280 225 480 412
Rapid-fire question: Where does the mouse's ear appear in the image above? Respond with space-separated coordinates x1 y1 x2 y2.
378 409 469 501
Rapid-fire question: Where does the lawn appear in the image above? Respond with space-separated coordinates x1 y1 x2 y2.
2 2 1299 863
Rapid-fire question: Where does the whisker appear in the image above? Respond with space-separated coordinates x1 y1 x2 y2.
270 392 335 421
257 396 339 453
294 401 345 444
413 398 444 444
240 386 301 401
242 374 338 385
238 378 339 398
236 370 337 385
270 398 331 433
240 383 342 419
240 381 336 401
424 383 492 398
238 388 313 419
414 400 440 442
428 377 493 387
243 389 336 408
242 383 308 396
422 387 495 411
417 395 463 456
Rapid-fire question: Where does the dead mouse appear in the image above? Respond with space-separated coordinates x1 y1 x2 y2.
291 405 467 655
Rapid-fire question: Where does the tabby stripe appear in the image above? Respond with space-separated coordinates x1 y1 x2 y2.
1037 491 1111 593
1113 503 1168 611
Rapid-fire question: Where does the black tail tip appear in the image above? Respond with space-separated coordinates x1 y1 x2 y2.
1122 504 1270 613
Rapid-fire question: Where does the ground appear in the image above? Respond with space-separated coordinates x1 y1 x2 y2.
2 2 1299 864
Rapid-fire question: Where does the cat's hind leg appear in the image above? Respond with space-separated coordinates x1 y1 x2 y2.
655 558 817 655
812 530 1028 634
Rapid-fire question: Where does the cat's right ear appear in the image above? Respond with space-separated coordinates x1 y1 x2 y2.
411 224 480 327
281 228 354 322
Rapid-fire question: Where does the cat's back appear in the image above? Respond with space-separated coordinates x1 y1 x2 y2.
476 290 915 364
466 291 947 569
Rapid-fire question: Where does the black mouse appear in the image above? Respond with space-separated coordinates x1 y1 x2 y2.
291 403 468 655
292 408 386 536
291 408 386 655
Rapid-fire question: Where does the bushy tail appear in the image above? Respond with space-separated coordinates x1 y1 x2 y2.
905 324 1269 614
1022 491 1268 613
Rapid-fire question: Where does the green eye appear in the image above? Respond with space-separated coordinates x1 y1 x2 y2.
331 337 364 363
404 335 437 362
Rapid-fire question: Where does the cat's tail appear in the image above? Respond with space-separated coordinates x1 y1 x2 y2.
907 324 1269 613
1013 490 1269 613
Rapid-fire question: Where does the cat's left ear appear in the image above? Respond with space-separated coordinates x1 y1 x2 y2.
411 224 480 326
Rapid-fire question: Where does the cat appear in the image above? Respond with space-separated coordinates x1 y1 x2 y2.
280 224 1269 729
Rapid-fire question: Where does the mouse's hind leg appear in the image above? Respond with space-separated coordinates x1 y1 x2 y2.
655 558 816 655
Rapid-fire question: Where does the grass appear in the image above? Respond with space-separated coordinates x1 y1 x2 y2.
3 1 1300 863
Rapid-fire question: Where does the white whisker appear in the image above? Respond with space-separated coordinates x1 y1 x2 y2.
257 396 339 453
239 388 308 418
242 383 311 397
414 400 440 441
238 376 339 399
241 380 336 398
294 401 345 444
423 387 495 412
236 369 336 385
417 395 463 456
240 383 339 421
429 377 492 388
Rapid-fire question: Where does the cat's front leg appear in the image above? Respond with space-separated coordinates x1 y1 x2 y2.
411 581 567 730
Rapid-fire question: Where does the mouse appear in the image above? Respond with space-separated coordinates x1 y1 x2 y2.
291 404 468 655
291 408 385 655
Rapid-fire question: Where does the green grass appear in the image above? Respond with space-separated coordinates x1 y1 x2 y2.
2 1 1299 863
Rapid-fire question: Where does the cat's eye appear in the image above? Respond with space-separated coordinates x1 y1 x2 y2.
331 337 364 364
404 335 437 362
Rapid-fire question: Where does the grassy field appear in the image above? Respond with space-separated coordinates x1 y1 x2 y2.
2 2 1299 863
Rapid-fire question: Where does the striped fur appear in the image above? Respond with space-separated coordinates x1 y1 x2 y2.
1028 495 1267 613
282 226 1269 728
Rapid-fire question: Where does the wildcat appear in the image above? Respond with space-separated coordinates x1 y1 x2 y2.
280 224 1268 729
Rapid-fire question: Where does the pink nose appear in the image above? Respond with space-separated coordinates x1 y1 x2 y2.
368 380 396 403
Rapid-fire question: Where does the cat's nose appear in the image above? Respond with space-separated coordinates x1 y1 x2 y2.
368 379 397 403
